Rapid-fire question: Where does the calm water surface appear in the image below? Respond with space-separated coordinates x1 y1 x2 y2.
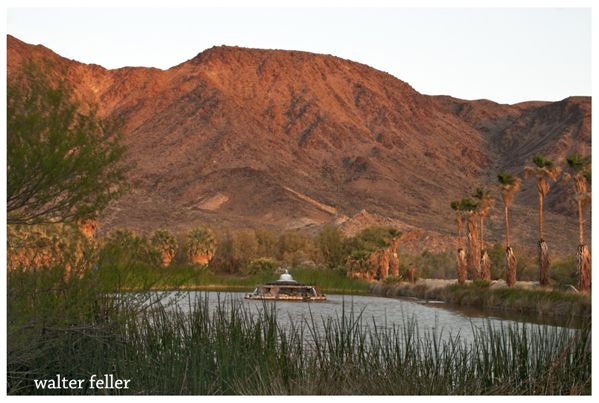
158 291 585 344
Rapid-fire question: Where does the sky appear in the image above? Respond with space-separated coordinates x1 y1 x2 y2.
4 1 594 105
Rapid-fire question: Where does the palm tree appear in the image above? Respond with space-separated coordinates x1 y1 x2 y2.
151 229 178 267
186 227 217 265
472 187 494 280
562 155 591 293
497 172 522 287
346 251 376 281
451 200 467 284
461 198 481 280
524 156 561 288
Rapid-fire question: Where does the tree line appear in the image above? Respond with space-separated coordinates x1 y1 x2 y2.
450 155 591 293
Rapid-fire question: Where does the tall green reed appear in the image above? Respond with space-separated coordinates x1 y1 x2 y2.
8 293 591 395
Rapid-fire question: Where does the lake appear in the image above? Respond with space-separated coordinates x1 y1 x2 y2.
156 291 586 346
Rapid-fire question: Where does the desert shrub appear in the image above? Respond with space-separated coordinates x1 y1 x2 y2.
254 228 279 259
549 255 578 288
277 230 316 266
393 250 455 280
233 229 259 273
335 265 348 277
486 243 536 281
514 246 536 281
473 279 492 288
486 243 505 280
244 258 280 276
382 275 404 286
314 224 350 269
209 227 237 274
99 229 160 268
348 224 397 253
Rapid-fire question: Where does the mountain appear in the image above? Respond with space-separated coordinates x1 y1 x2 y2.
7 35 591 254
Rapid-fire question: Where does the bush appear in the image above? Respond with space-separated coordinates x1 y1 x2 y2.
277 230 316 266
244 258 280 276
348 224 397 253
99 229 161 268
314 224 349 269
473 279 492 288
550 255 577 288
486 243 535 281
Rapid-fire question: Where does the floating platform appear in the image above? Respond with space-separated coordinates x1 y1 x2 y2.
245 270 327 301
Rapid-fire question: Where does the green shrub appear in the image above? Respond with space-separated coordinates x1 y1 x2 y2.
550 255 577 287
348 224 397 253
99 229 160 267
245 258 280 276
473 279 492 288
314 224 349 269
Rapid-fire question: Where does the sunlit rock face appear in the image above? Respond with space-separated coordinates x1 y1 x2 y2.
7 35 590 254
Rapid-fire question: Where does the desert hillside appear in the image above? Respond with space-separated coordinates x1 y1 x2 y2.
7 35 591 255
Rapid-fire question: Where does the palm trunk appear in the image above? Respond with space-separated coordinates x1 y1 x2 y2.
505 205 510 248
481 250 491 281
538 240 549 288
457 249 467 284
579 199 584 246
539 193 544 240
505 246 516 287
480 217 484 250
467 223 480 280
389 251 399 276
538 193 549 288
378 250 390 280
576 245 591 293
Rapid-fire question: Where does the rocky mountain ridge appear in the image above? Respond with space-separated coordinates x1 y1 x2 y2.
7 35 591 255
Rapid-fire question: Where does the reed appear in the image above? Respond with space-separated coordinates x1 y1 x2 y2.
7 294 591 395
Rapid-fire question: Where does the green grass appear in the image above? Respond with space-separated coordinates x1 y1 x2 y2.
7 294 591 395
288 267 370 293
374 282 592 319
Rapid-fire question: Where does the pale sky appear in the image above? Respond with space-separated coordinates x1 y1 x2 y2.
3 2 595 105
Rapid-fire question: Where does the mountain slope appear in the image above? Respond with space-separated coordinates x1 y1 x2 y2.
7 35 591 254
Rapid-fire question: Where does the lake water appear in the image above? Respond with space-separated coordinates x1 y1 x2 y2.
157 291 585 345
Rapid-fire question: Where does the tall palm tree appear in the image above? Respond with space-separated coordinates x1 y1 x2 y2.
562 155 591 293
462 198 481 280
451 200 467 284
472 187 494 280
497 172 522 287
525 156 561 288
